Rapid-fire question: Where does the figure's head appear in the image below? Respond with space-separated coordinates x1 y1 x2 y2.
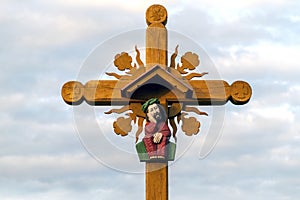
142 98 166 122
147 103 161 122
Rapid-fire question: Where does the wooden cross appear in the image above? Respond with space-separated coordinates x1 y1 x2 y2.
61 4 252 200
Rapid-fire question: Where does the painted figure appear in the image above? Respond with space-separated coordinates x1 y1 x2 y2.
142 98 171 160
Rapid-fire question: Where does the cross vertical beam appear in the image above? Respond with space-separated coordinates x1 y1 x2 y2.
145 4 169 200
146 4 168 70
146 163 168 200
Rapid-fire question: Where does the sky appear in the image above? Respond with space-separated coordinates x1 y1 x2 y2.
1 0 300 199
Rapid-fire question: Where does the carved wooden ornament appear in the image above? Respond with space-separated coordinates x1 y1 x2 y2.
61 4 252 200
61 4 252 154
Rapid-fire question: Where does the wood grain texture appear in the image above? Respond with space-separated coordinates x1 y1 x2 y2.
230 81 252 105
146 162 168 200
146 23 168 70
61 81 84 105
145 4 168 71
189 80 231 105
61 79 247 105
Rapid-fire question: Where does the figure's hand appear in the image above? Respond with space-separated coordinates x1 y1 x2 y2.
148 115 157 123
153 132 163 143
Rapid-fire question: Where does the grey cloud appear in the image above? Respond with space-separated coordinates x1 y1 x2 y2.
0 153 145 199
1 1 300 199
167 3 300 57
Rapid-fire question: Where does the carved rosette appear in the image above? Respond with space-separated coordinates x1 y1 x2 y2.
146 4 168 25
61 81 84 105
230 81 252 104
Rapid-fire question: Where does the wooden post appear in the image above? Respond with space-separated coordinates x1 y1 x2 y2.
145 5 169 200
146 23 168 70
146 162 168 200
146 4 168 70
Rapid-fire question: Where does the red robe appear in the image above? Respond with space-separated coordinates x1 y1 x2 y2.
143 121 171 158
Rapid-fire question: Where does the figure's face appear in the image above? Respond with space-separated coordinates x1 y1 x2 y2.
147 103 161 122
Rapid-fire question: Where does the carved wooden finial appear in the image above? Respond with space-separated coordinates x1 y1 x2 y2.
146 4 168 26
61 81 84 105
230 81 252 105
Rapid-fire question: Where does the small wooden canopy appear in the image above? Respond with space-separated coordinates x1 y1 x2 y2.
121 65 193 98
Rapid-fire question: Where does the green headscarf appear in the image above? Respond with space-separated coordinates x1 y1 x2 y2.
141 98 160 113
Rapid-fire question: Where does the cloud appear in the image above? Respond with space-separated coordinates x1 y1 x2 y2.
0 3 116 49
0 154 144 199
167 1 300 63
0 154 101 179
1 0 300 199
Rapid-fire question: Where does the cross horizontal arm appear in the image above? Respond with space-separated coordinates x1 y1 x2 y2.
61 80 251 106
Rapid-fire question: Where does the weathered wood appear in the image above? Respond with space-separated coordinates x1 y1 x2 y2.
61 79 238 105
84 80 121 105
146 5 168 70
146 162 168 200
189 80 231 105
230 81 252 105
61 81 84 105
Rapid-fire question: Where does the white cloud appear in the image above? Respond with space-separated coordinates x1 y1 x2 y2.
187 0 287 9
250 103 294 123
177 0 290 25
0 154 101 179
0 1 146 49
47 0 181 13
19 14 99 48
1 0 300 199
213 42 300 82
6 9 103 48
270 145 300 167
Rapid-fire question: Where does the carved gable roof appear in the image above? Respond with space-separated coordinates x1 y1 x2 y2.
121 65 193 98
